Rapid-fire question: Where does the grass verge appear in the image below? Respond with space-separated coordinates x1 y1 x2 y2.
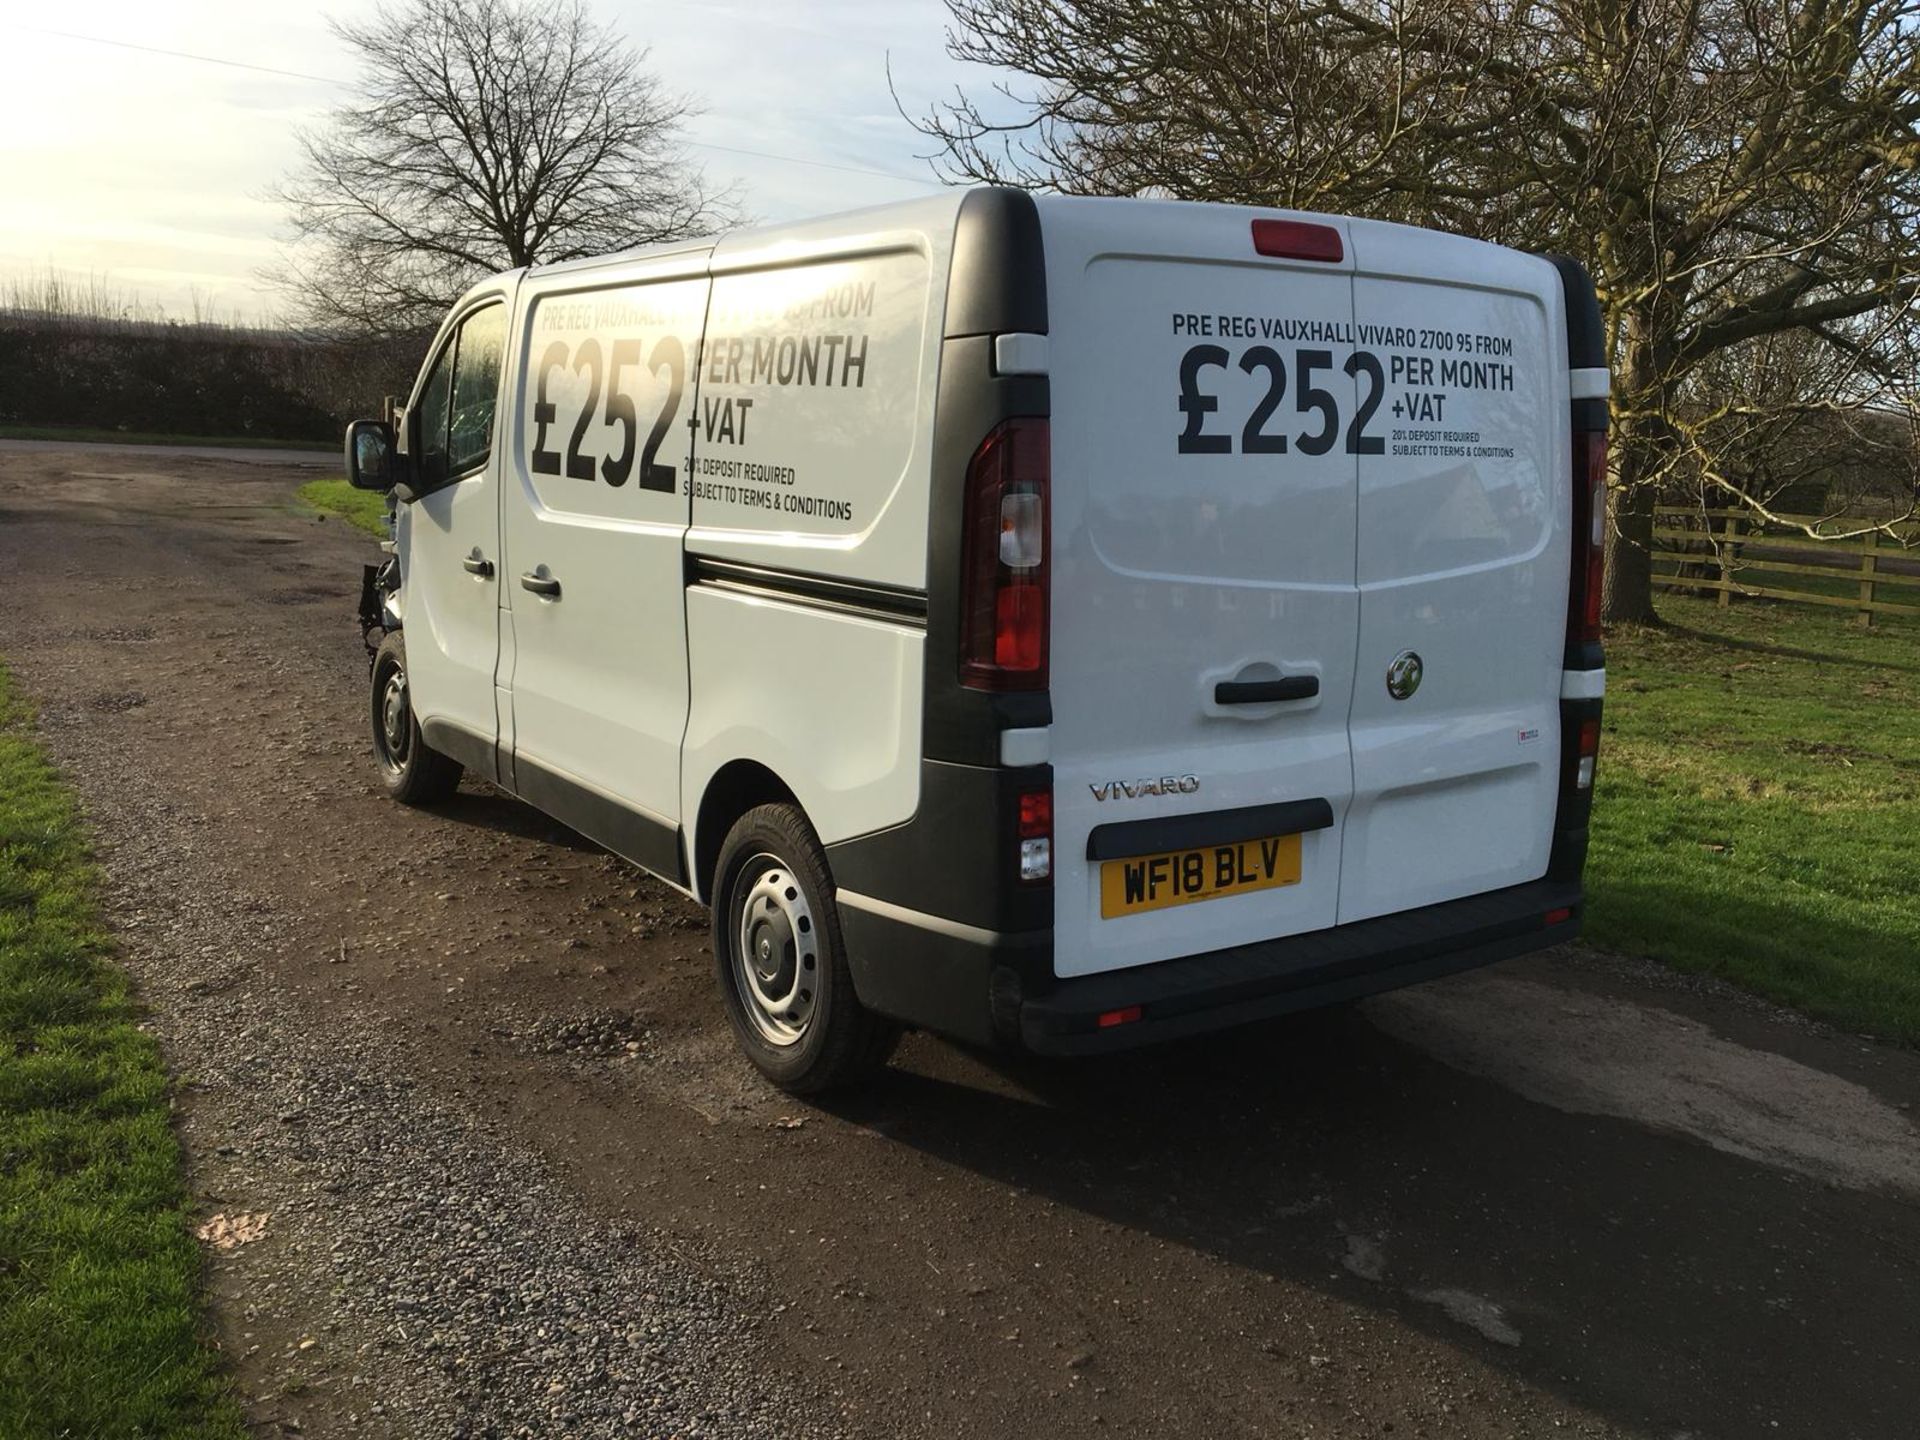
0 662 245 1437
1590 594 1920 1045
0 423 329 450
298 477 391 538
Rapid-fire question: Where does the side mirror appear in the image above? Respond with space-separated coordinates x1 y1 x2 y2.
345 419 397 491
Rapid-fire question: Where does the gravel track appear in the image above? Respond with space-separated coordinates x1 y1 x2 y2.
4 446 1919 1440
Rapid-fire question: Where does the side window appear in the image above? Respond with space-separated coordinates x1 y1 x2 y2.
448 305 505 475
413 341 455 490
411 302 504 490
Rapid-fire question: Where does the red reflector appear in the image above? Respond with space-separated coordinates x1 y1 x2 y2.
1097 1005 1143 1029
994 583 1044 670
1018 789 1052 838
1578 718 1601 757
1252 219 1344 263
1543 907 1573 926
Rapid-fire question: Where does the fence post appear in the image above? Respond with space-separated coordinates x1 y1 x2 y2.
1718 512 1741 608
1858 529 1879 629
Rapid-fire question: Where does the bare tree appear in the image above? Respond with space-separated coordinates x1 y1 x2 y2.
272 0 738 335
909 0 1920 622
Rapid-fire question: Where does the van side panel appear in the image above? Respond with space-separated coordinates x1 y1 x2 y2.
681 592 924 845
686 200 960 591
679 207 957 893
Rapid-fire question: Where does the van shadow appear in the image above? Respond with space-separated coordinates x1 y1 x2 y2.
428 785 606 855
827 1002 1919 1439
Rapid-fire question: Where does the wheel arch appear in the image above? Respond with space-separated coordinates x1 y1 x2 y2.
693 759 803 904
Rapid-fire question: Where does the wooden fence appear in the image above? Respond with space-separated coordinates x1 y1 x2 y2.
1652 505 1920 627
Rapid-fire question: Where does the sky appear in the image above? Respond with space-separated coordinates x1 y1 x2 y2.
0 0 1001 321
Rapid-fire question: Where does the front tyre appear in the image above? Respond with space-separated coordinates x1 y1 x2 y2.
370 632 462 805
711 804 899 1094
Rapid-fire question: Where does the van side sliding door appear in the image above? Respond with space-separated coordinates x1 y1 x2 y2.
498 252 712 883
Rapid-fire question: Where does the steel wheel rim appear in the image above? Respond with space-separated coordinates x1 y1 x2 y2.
377 662 411 774
730 852 819 1047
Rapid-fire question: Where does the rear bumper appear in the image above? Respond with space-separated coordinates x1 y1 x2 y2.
1019 879 1581 1054
839 878 1581 1055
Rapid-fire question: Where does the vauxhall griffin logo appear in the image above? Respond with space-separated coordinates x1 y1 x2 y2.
1386 650 1423 701
1090 775 1200 802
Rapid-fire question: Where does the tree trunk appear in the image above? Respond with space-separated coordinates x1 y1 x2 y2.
1601 312 1666 626
1603 475 1660 624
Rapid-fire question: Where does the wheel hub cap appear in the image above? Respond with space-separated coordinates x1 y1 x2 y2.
732 859 818 1048
379 668 411 765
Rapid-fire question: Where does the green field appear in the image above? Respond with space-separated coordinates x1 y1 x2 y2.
1590 595 1920 1044
0 423 329 450
298 476 390 538
0 663 244 1437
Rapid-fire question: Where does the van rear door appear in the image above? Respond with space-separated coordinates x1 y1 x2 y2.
1041 199 1365 980
1337 223 1568 922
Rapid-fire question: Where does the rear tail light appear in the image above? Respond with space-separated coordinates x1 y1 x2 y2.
1018 787 1052 883
1575 717 1601 790
960 418 1050 689
1569 431 1607 647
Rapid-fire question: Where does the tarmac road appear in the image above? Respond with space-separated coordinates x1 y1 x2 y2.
1 444 1916 1439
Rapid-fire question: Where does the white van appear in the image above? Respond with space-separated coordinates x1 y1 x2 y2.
344 188 1608 1092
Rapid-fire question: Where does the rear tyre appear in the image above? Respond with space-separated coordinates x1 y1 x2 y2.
370 632 463 806
711 804 899 1094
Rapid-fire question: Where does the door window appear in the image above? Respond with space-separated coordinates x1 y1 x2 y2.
413 342 455 490
412 302 504 489
448 305 505 475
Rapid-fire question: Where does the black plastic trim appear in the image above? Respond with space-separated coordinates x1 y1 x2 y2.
687 555 928 627
1547 696 1603 883
839 904 1048 1048
419 716 498 786
1542 255 1606 371
511 753 687 887
944 188 1049 339
827 759 1053 938
1086 799 1334 862
1020 879 1582 1055
1571 397 1610 434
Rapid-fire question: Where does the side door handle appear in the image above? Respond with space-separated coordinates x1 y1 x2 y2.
519 571 561 598
1215 675 1319 704
462 553 494 577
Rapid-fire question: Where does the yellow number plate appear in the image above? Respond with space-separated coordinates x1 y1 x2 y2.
1099 833 1303 918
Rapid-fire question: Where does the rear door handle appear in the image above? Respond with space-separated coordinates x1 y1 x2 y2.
1215 676 1319 704
519 571 561 598
462 554 494 577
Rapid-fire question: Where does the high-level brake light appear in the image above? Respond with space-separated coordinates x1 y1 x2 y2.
1251 219 1344 263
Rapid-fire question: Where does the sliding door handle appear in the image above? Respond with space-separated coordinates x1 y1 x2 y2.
519 571 561 598
1215 675 1319 705
462 553 494 577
